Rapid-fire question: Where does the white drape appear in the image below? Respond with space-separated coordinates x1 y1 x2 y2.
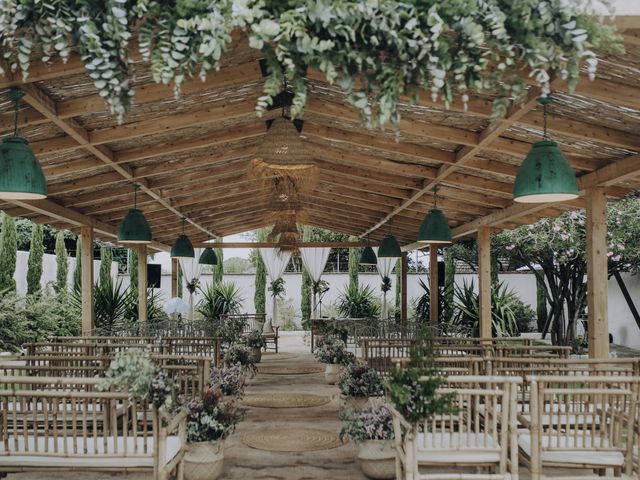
299 247 331 318
259 249 292 326
179 248 204 321
375 247 396 320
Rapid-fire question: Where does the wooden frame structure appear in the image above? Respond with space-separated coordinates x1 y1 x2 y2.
0 19 639 354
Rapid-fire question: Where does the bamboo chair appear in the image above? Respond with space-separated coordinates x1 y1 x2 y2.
391 375 522 480
518 375 639 480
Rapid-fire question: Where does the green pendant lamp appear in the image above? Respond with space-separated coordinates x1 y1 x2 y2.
0 89 47 200
359 237 378 266
418 187 452 244
117 183 152 244
199 248 218 265
513 97 578 203
171 218 195 259
378 234 402 258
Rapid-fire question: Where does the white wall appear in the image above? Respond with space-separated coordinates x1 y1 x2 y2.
608 272 640 348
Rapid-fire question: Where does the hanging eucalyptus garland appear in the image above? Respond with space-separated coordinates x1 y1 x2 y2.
0 0 622 125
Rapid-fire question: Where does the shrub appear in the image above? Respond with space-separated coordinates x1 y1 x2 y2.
336 283 380 319
224 344 256 375
245 329 266 349
197 281 243 321
314 337 355 366
337 363 385 398
210 364 247 399
340 404 395 444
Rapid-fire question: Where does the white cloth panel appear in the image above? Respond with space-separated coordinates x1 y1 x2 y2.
258 249 292 326
375 247 396 320
299 247 331 318
179 248 204 321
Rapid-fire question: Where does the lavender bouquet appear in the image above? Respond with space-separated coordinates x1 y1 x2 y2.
314 337 355 366
339 404 395 444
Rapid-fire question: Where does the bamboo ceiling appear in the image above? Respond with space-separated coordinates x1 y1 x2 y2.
0 23 639 252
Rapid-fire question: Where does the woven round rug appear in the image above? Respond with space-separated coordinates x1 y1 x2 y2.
261 352 298 361
241 393 330 409
243 428 342 452
258 365 323 375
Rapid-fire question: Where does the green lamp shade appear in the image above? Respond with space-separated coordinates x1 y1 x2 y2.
0 137 47 200
418 208 452 244
513 140 578 203
171 234 195 258
378 235 401 258
117 209 152 244
199 248 218 265
359 245 378 266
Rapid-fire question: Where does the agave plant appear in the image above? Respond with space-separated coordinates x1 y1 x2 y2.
93 278 131 331
124 288 170 324
197 281 244 321
336 283 380 319
414 278 453 326
453 280 520 337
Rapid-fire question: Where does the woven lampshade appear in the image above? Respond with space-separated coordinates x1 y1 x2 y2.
250 117 318 192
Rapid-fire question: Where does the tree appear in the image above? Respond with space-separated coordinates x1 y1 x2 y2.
0 213 17 293
99 247 113 288
129 248 138 300
212 247 224 283
443 248 456 323
73 236 82 293
252 228 268 315
54 231 68 294
300 226 312 326
348 237 360 289
395 258 401 319
223 257 253 273
26 223 44 295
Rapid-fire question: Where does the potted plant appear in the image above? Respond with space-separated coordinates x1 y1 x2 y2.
183 386 242 480
314 336 355 384
245 329 266 363
209 364 247 400
337 362 385 411
340 404 396 479
224 344 257 377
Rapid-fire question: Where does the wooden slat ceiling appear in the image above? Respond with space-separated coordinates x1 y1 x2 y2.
1 24 640 251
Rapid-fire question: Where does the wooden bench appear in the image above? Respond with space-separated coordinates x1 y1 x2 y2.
0 376 187 480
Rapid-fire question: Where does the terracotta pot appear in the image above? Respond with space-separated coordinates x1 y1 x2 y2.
249 347 262 363
184 440 224 480
357 440 395 479
324 363 343 384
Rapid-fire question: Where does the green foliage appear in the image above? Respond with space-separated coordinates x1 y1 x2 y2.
245 329 266 349
177 262 183 298
452 280 520 337
388 329 455 425
337 283 380 319
0 213 17 293
129 248 138 300
124 288 170 324
395 258 401 320
0 1 621 126
301 267 311 325
337 362 385 398
73 236 82 293
348 242 360 289
252 228 268 315
268 278 285 299
197 281 244 321
54 231 68 294
0 293 27 352
443 249 455 323
314 336 355 365
93 278 130 331
212 248 224 283
99 247 113 287
223 256 253 273
26 223 44 295
536 275 548 332
414 278 451 325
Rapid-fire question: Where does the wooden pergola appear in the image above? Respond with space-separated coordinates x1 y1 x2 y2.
0 19 639 358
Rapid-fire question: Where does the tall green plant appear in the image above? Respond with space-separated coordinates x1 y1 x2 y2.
348 239 360 289
54 231 68 294
395 258 401 319
536 275 548 332
26 223 44 295
337 283 380 319
129 248 138 300
93 278 130 331
197 281 244 321
253 228 268 315
414 278 450 325
453 280 519 337
0 213 17 293
212 248 224 283
177 262 183 298
73 236 82 293
443 249 455 323
99 247 113 287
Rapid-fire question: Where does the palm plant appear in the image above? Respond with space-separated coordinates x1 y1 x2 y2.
197 281 244 321
414 278 453 326
94 278 131 331
336 283 380 319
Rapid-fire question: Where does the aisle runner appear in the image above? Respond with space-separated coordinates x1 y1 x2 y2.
241 393 330 409
243 428 342 452
258 365 323 375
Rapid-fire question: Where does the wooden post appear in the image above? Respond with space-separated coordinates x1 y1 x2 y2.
80 226 94 335
478 226 492 338
138 245 148 324
401 252 408 321
429 246 439 326
171 258 178 298
587 187 608 359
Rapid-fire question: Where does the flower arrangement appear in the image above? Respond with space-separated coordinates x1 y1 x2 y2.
184 385 243 443
245 329 266 349
210 364 247 399
215 315 247 348
314 336 355 366
337 363 385 398
339 404 395 444
99 349 174 408
224 344 257 375
319 320 349 343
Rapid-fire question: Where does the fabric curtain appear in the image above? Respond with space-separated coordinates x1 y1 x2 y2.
375 247 396 320
179 248 204 321
299 247 331 318
259 249 292 326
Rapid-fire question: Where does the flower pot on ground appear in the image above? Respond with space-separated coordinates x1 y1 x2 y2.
313 336 355 385
340 404 396 480
245 329 266 364
184 440 225 480
337 363 386 410
224 344 257 377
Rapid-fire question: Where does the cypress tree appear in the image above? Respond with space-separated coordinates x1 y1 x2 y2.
443 249 456 323
99 247 113 287
253 228 267 315
73 236 82 293
300 227 312 326
177 263 183 298
536 275 548 332
129 248 138 299
348 237 360 289
26 223 44 295
212 247 224 283
395 258 401 319
54 231 68 294
0 213 17 293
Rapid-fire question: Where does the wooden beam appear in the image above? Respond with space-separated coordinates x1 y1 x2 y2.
429 246 439 326
138 245 148 324
586 187 608 359
81 226 94 335
171 258 179 299
477 226 492 338
191 241 374 248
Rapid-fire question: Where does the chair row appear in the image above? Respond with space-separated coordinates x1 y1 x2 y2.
392 375 640 480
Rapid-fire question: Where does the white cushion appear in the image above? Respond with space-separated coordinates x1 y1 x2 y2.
518 434 624 467
415 432 502 464
262 320 274 334
0 435 182 468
